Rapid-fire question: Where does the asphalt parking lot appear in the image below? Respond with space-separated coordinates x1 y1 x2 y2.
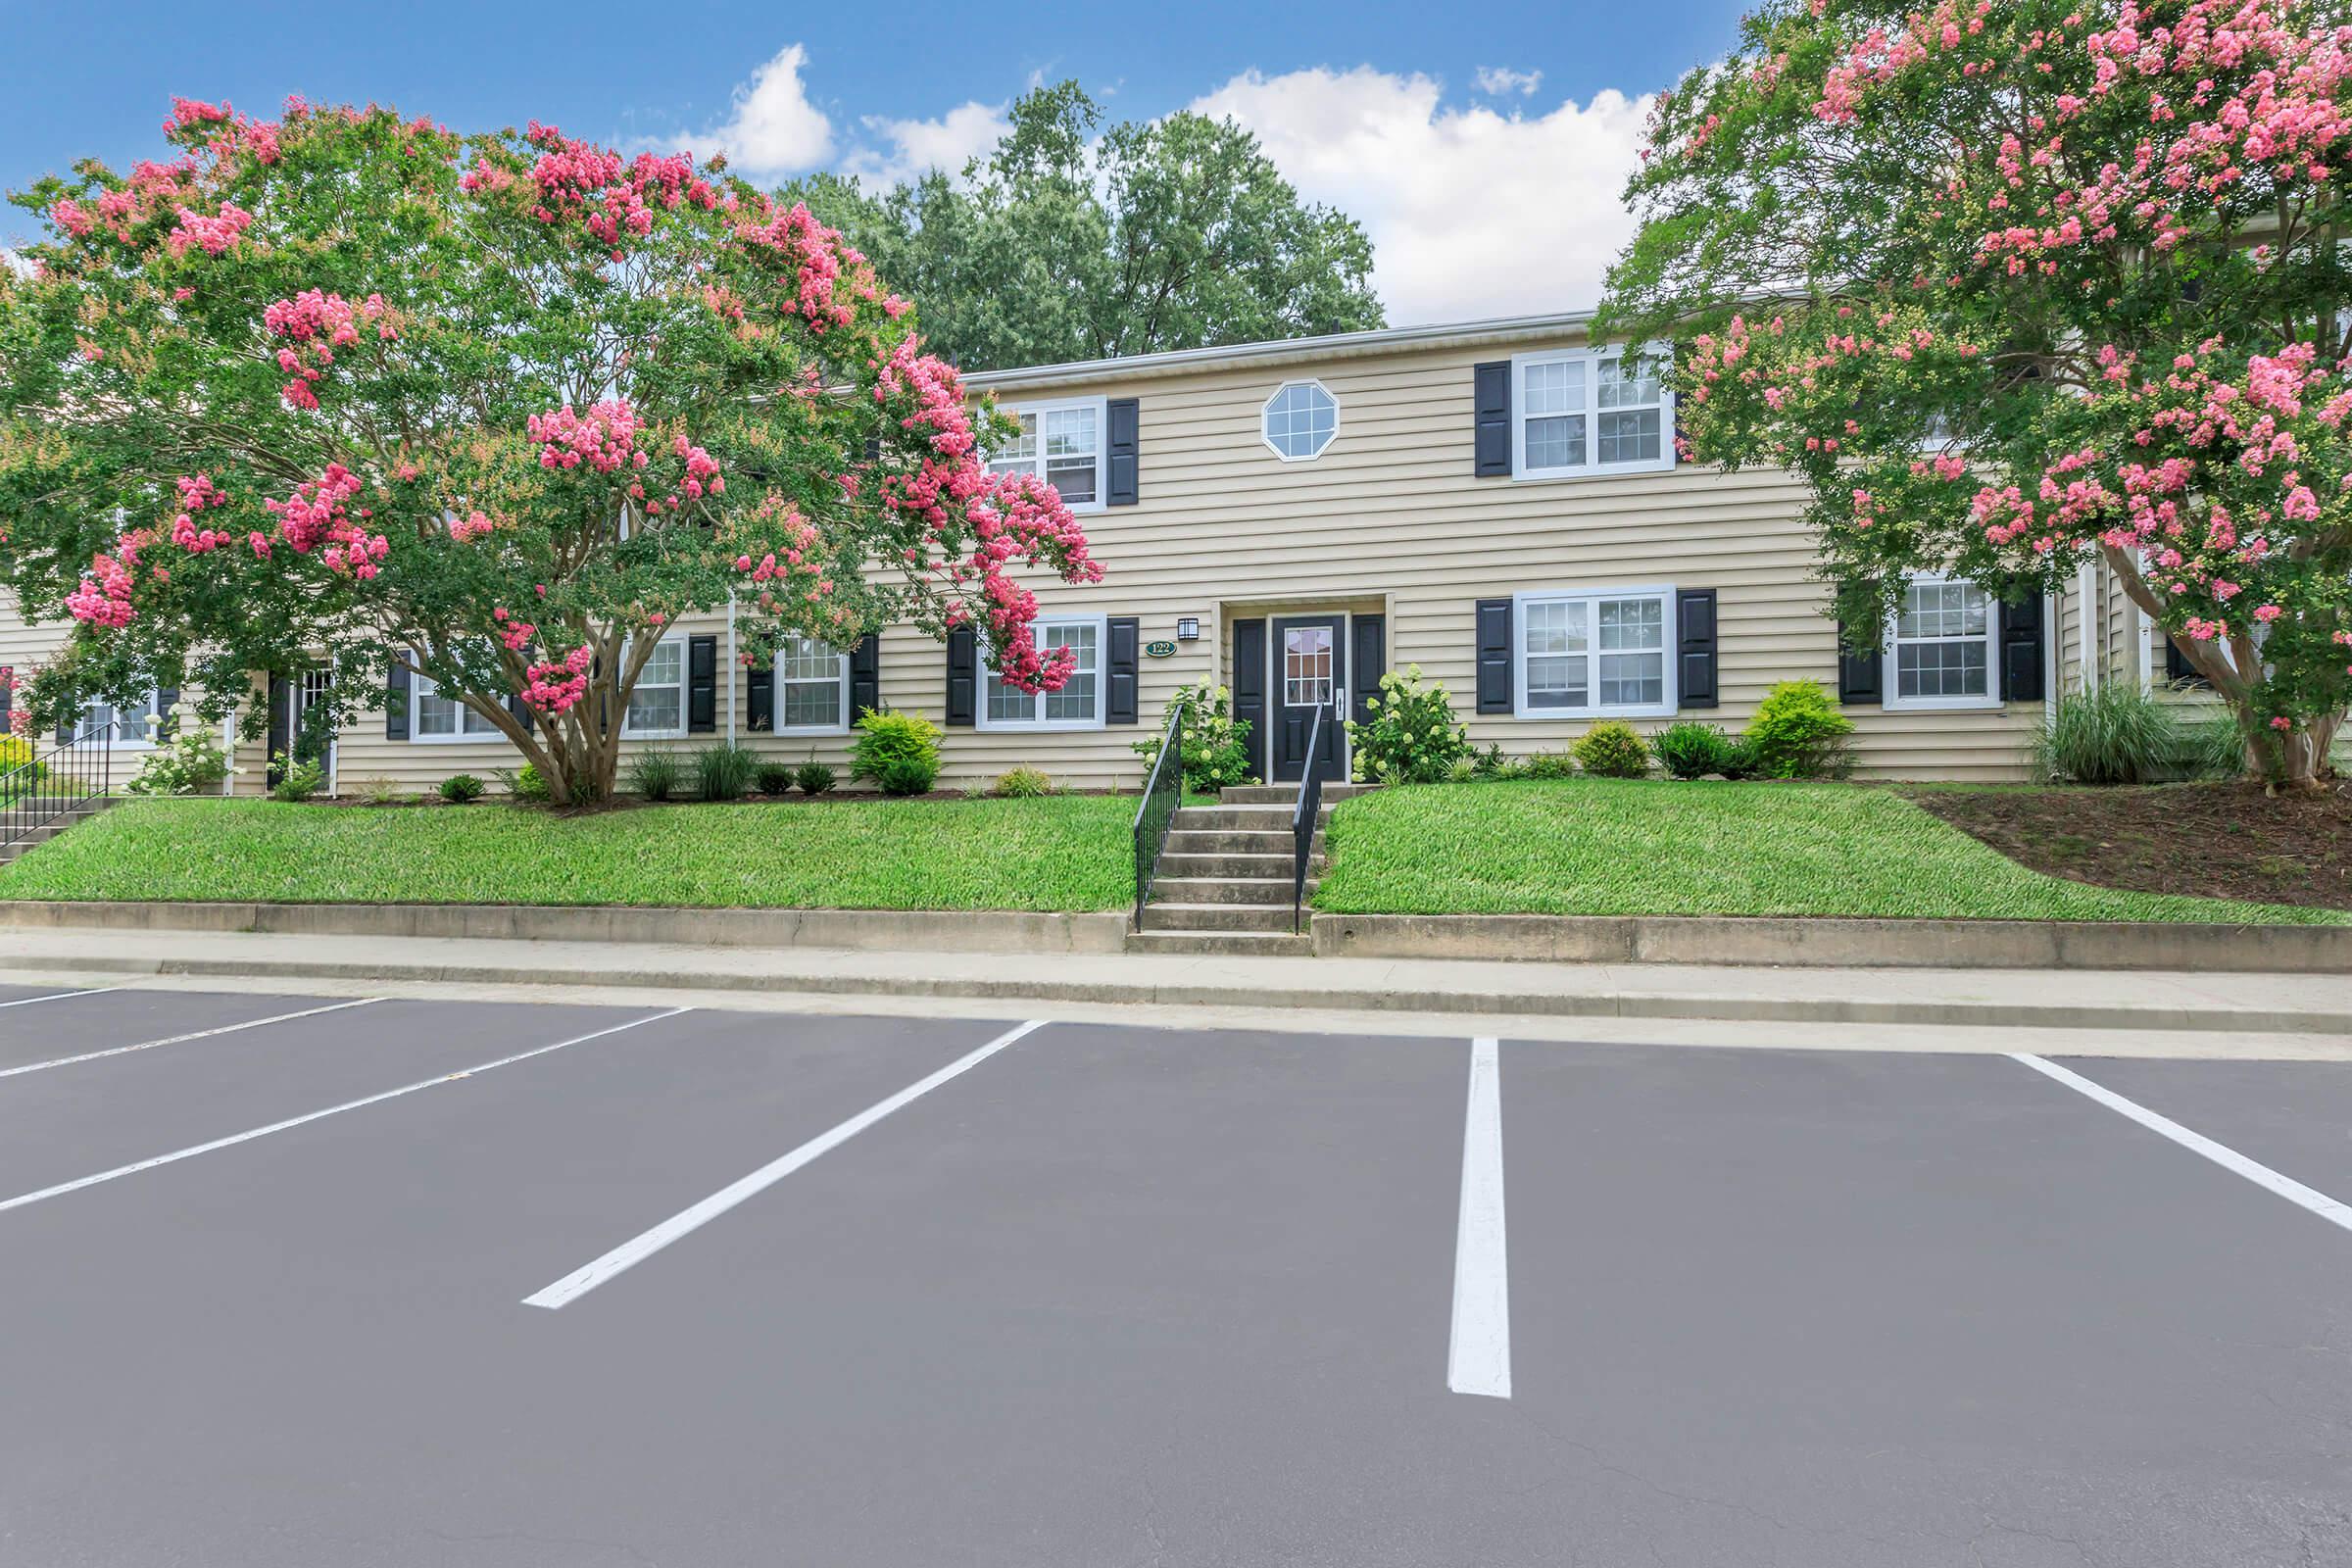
1 982 2348 1567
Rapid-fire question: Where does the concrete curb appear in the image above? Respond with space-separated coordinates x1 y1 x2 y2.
1309 911 2352 973
7 950 2344 1036
0 900 1128 956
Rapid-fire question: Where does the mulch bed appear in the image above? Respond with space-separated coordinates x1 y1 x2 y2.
1906 779 2352 911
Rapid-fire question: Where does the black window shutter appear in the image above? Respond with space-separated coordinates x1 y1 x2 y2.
1231 617 1267 779
1349 615 1387 726
1106 398 1140 507
385 664 411 740
1475 598 1514 713
507 689 534 734
945 627 977 726
1998 595 2045 702
156 685 181 739
1473 361 1512 477
0 669 12 735
850 631 881 721
1676 590 1719 709
687 635 717 733
2163 634 2211 688
57 710 74 745
746 661 773 731
862 433 882 466
266 676 291 781
1836 620 1884 705
1106 616 1141 724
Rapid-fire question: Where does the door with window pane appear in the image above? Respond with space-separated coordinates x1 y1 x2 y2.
1269 614 1346 783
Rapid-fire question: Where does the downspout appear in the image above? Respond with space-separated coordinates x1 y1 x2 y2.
2076 564 2098 692
221 709 236 796
2044 592 2060 738
725 592 738 745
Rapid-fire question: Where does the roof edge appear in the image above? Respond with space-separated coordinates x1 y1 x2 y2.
961 309 1600 392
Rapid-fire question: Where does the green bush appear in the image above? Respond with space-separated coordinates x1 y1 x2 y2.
2170 710 2250 780
627 748 686 802
1471 742 1507 779
438 773 485 804
1573 719 1652 778
2033 682 2182 784
1346 664 1472 784
123 729 228 797
1130 681 1255 792
501 762 553 803
755 760 797 796
851 709 942 796
1742 680 1856 779
1653 721 1743 780
1518 751 1578 780
695 743 758 802
794 756 838 795
994 765 1054 798
269 752 323 803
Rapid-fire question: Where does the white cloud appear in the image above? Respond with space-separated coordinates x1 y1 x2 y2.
664 43 834 176
845 100 1010 186
1473 66 1544 98
1188 67 1654 325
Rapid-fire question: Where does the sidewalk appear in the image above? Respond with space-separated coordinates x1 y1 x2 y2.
3 925 2345 1058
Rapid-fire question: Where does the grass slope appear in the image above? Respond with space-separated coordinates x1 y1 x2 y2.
0 797 1134 911
1314 779 2349 924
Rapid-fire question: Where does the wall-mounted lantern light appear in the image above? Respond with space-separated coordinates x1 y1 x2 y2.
1175 617 1201 642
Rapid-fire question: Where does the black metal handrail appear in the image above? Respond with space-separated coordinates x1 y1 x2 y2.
1292 703 1326 934
2 718 116 852
1131 696 1188 928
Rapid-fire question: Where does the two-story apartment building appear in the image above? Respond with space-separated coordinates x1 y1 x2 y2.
7 310 2121 794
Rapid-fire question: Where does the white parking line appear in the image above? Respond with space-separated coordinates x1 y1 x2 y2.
1448 1037 1511 1399
2013 1054 2352 1235
524 1017 1048 1310
0 998 383 1079
0 1007 692 1216
0 986 125 1010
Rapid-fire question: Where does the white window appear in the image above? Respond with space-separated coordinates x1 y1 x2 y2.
1512 586 1677 718
1262 380 1339 462
985 397 1105 511
1885 575 2001 710
412 673 503 740
83 690 162 747
623 637 687 737
1511 347 1674 479
978 614 1106 730
777 637 850 733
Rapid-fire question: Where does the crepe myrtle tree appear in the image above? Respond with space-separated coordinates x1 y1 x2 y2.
0 98 1099 802
1600 0 2352 786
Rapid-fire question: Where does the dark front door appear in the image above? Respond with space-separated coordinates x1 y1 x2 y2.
1269 614 1346 783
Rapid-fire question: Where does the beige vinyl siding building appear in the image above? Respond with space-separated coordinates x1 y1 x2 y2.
15 309 2213 794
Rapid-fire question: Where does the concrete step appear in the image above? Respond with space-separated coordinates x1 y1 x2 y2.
1140 903 1300 933
1123 929 1313 956
1156 852 1323 881
1217 783 1377 806
1164 829 1324 858
1171 805 1334 833
1149 876 1304 906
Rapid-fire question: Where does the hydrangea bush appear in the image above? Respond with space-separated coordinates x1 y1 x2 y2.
1347 665 1471 784
1604 0 2352 786
2 99 1100 802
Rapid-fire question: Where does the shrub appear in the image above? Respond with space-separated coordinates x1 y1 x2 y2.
438 773 485 804
994 765 1054 798
627 748 687 802
1742 680 1856 779
351 775 401 806
851 709 942 796
1654 721 1741 780
755 760 798 796
1471 742 1507 779
2171 711 2250 780
695 743 758 802
500 762 553 804
794 757 838 795
1573 720 1652 778
2033 682 2181 785
1130 681 1255 792
1518 751 1578 780
122 729 229 797
269 752 323 803
0 733 44 803
1346 664 1472 784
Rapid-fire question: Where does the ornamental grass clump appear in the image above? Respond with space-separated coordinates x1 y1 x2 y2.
1346 665 1471 784
994 765 1054 798
2034 682 2183 785
695 743 758 802
627 748 686 802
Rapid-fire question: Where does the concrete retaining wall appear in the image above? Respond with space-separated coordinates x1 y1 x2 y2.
1309 911 2352 972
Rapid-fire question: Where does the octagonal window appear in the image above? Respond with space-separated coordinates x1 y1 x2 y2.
1262 380 1339 462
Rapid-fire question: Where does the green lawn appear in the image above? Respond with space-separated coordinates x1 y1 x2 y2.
1313 778 2349 924
0 796 1135 911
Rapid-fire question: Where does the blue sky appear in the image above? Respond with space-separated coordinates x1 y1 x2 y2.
0 0 1753 322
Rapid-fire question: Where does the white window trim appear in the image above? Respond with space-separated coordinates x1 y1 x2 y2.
1260 378 1341 464
988 396 1108 514
975 612 1109 732
1510 584 1679 719
1509 344 1676 481
1884 573 2004 712
775 638 852 737
83 689 162 751
620 634 690 740
409 671 508 744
